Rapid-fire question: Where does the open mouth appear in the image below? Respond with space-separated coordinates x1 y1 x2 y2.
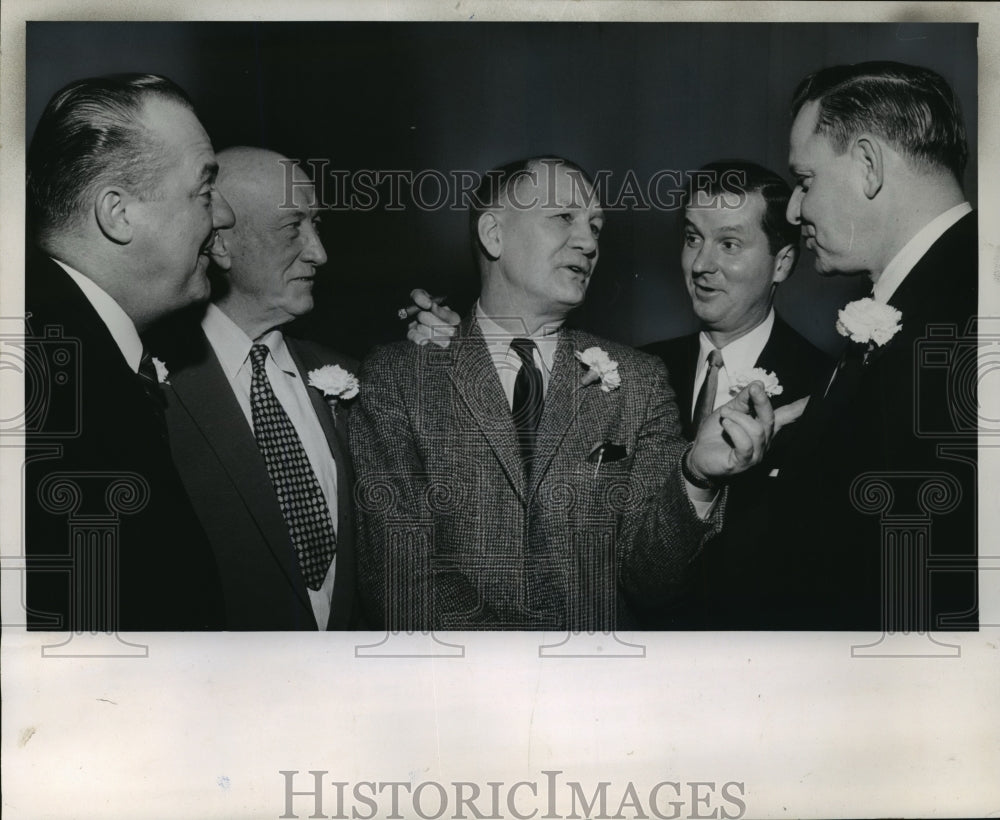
202 231 231 270
564 264 590 276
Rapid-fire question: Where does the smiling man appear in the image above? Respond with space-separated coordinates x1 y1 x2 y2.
25 74 235 631
643 160 831 628
773 61 978 631
153 147 360 630
350 156 793 631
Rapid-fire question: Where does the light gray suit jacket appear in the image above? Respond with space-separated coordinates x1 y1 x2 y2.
349 317 723 630
162 331 359 630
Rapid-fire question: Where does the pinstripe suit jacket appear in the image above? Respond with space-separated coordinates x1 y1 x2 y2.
349 317 724 630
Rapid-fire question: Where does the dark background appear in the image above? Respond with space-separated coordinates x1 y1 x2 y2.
26 22 978 359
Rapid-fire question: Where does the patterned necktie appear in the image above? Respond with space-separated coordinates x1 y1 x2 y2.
692 348 724 430
249 344 336 591
137 350 167 435
510 337 544 469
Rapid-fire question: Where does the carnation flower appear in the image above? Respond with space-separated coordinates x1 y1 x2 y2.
729 368 783 398
575 347 621 392
151 357 170 385
308 364 360 401
836 298 903 347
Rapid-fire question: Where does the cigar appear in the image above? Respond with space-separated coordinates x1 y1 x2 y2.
396 294 448 321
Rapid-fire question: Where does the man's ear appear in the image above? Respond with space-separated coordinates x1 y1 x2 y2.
853 135 884 200
771 243 797 285
94 186 134 244
477 211 502 260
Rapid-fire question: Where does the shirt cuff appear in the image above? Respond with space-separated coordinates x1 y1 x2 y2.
685 479 720 520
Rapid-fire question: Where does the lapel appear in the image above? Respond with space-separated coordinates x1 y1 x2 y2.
528 331 585 502
448 317 528 503
286 340 356 630
675 334 700 434
167 337 313 614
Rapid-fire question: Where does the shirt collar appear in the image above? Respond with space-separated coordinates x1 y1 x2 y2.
55 259 145 373
873 202 972 303
202 303 296 378
697 308 775 376
474 301 561 372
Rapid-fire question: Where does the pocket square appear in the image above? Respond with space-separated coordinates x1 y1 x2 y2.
587 441 628 464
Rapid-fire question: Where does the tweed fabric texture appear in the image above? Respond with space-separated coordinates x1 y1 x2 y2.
350 318 724 630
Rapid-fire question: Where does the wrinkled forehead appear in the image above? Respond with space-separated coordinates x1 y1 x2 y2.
505 161 603 215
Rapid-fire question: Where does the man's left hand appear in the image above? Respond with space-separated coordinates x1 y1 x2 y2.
687 382 808 483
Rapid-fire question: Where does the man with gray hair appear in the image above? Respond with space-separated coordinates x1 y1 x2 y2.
25 74 235 630
155 147 361 630
351 155 801 631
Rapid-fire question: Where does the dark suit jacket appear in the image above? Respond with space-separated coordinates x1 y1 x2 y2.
644 314 832 628
156 324 359 630
349 317 724 631
24 254 225 630
774 212 978 630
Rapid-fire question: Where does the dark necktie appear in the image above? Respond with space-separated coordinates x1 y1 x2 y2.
249 344 336 591
692 348 724 430
137 349 167 435
510 337 544 469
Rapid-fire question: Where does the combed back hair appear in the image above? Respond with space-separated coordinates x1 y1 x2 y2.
791 61 968 181
468 156 597 256
691 160 799 256
27 73 196 243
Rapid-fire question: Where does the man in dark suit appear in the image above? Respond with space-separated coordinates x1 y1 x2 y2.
643 161 832 628
774 61 978 630
155 147 359 630
350 156 800 631
24 74 235 630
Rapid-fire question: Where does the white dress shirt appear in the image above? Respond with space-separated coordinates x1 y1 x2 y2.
54 259 143 372
475 302 560 407
873 202 972 304
691 309 775 416
201 303 338 629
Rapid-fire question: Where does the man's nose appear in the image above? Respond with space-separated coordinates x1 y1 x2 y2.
212 190 236 229
301 222 328 266
786 188 803 225
690 244 715 276
570 222 598 257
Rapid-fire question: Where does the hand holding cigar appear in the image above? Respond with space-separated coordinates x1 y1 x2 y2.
402 288 462 347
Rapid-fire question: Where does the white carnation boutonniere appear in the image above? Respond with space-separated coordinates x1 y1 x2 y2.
307 365 359 417
729 368 783 398
575 346 621 392
836 298 903 362
151 357 170 385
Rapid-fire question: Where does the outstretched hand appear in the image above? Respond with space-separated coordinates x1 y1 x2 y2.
404 288 461 347
687 382 808 483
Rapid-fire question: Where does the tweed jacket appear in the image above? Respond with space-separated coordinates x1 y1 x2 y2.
349 317 724 631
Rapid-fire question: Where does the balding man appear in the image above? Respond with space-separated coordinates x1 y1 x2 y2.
153 147 360 630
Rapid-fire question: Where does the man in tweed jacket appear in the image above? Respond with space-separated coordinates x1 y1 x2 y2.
350 157 794 631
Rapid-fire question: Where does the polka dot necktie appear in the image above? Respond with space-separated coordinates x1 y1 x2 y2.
249 344 336 590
